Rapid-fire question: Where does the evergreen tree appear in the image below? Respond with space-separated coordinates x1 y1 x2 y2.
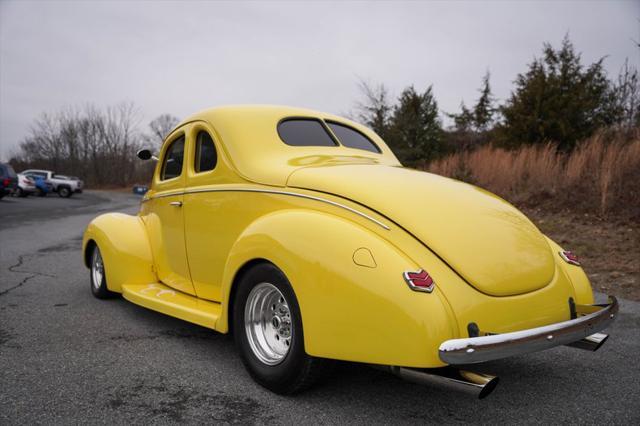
498 36 621 151
390 85 443 163
449 101 475 133
448 72 495 134
473 71 495 132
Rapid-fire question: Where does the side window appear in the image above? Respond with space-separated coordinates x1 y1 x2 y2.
278 119 337 147
161 135 185 180
194 131 217 173
326 121 381 153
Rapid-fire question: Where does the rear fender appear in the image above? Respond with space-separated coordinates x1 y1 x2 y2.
218 209 456 368
545 237 594 305
82 213 156 293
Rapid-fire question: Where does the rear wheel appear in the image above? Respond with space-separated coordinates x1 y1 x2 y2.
233 263 330 394
58 186 72 198
90 245 117 299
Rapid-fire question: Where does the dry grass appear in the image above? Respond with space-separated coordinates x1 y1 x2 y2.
427 132 640 218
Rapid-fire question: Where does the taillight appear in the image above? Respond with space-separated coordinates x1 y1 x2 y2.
403 269 435 293
559 251 580 266
2 178 9 187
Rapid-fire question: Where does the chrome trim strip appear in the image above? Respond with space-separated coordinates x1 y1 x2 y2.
439 296 618 364
144 187 390 230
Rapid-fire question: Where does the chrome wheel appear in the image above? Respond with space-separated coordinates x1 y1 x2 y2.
244 282 292 365
91 248 104 290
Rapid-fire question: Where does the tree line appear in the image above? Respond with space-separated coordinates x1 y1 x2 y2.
9 104 179 186
8 36 639 185
355 36 639 165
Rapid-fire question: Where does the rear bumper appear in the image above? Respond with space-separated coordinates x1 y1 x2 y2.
439 296 618 364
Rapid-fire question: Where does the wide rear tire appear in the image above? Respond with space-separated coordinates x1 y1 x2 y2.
233 263 331 394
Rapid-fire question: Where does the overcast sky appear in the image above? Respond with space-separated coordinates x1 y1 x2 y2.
1 0 638 160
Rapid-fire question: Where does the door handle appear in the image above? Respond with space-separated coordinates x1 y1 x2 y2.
169 201 183 207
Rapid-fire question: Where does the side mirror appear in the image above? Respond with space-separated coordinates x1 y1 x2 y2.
137 149 157 161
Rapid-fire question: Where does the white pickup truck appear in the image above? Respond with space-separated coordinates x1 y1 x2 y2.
22 169 84 198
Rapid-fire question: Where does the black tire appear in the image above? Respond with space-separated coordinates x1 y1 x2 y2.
15 187 27 197
58 186 72 198
89 245 117 299
233 263 331 394
37 188 46 197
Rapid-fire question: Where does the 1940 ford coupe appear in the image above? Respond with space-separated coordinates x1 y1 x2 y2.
83 105 617 398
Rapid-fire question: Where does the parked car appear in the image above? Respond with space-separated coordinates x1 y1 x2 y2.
21 169 83 197
132 184 149 195
0 163 18 199
14 173 37 197
82 105 617 398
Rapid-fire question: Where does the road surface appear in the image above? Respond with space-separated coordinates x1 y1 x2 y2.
1 191 638 424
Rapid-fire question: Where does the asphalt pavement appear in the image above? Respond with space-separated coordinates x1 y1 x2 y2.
1 191 638 424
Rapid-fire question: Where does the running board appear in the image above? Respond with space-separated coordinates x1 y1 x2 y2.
122 283 221 330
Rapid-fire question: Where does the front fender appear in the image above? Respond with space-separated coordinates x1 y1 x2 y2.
219 209 456 368
82 213 156 293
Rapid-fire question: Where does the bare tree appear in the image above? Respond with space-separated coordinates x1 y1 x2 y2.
614 59 640 132
146 114 180 149
354 79 392 139
13 102 150 187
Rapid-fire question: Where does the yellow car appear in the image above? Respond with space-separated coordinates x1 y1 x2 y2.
82 105 617 398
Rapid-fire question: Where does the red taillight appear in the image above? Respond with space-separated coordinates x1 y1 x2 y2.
2 178 9 187
403 269 435 293
559 251 580 266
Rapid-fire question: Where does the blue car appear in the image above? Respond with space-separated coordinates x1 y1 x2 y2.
132 184 149 195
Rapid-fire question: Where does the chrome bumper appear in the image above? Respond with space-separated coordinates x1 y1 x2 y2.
439 296 618 364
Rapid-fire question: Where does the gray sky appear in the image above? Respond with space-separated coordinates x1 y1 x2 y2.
1 0 638 160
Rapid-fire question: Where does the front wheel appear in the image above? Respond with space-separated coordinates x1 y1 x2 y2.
233 263 330 394
90 245 117 299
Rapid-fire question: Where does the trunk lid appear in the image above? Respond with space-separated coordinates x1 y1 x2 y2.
288 164 555 297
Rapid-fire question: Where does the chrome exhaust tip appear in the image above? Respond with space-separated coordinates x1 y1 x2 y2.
387 366 499 399
566 332 609 352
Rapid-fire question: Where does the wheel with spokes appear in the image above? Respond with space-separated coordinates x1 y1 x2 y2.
233 262 330 394
90 245 117 299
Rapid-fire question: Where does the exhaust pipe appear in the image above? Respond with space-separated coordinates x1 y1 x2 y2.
384 366 499 399
566 332 609 352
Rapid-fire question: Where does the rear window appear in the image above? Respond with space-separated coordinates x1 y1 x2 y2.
278 119 337 147
326 122 381 153
194 131 217 173
3 165 17 177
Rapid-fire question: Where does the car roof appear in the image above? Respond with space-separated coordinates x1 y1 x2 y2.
23 169 51 173
177 105 401 186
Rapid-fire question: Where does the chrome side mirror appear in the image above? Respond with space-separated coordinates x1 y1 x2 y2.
137 149 158 161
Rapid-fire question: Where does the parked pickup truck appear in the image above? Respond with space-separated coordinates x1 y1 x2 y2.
22 169 83 198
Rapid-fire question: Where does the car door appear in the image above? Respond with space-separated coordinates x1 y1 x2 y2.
183 123 240 301
143 130 196 296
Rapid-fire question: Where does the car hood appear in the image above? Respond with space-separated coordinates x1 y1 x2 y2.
287 164 555 297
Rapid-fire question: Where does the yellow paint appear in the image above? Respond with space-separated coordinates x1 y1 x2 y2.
83 105 595 368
